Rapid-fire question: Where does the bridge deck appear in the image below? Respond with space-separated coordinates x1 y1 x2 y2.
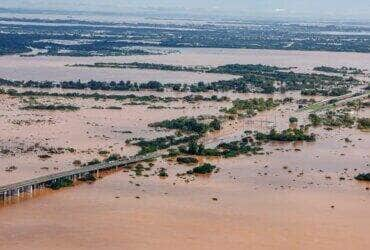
0 153 160 194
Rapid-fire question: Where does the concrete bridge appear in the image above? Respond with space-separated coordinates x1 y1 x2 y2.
0 152 161 200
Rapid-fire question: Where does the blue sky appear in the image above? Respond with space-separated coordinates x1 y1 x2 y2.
1 0 369 19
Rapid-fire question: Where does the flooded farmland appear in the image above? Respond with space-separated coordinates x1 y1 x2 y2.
0 48 369 82
0 48 369 250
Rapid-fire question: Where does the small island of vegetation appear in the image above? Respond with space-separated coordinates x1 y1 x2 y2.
187 163 217 175
255 128 316 142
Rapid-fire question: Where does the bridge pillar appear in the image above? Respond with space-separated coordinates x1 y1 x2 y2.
2 191 7 201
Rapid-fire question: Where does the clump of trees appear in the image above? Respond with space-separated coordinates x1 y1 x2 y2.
308 113 322 126
22 104 80 111
221 98 281 117
4 88 178 103
176 137 262 159
149 117 222 135
176 157 198 164
183 95 229 102
217 139 263 158
86 159 101 166
47 178 73 190
289 117 298 124
209 118 222 130
167 148 181 157
158 168 169 177
134 135 200 155
1 61 359 96
301 87 349 97
78 173 96 182
133 164 145 176
308 111 356 128
106 106 122 110
187 163 216 175
357 118 370 130
314 66 365 75
255 128 316 142
73 62 204 73
104 154 121 162
177 140 222 157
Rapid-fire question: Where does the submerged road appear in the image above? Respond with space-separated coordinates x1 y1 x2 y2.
303 90 369 113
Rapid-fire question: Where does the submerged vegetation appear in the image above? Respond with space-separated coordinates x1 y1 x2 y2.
0 61 362 96
308 111 356 128
221 98 283 116
314 66 366 75
158 168 169 177
22 104 80 111
2 17 370 211
216 139 263 158
255 128 316 142
46 178 73 190
357 118 370 130
132 135 200 155
70 62 210 72
139 97 293 157
187 163 217 175
0 88 230 105
149 117 222 135
289 117 298 124
2 88 178 103
173 136 263 159
301 87 350 97
176 157 199 164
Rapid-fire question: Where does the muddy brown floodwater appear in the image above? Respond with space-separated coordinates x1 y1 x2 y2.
0 49 369 250
0 91 230 185
0 48 369 82
0 125 369 250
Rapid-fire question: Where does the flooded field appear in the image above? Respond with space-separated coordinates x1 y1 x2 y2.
0 120 369 250
0 48 369 83
0 90 231 185
0 54 235 83
0 48 369 250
